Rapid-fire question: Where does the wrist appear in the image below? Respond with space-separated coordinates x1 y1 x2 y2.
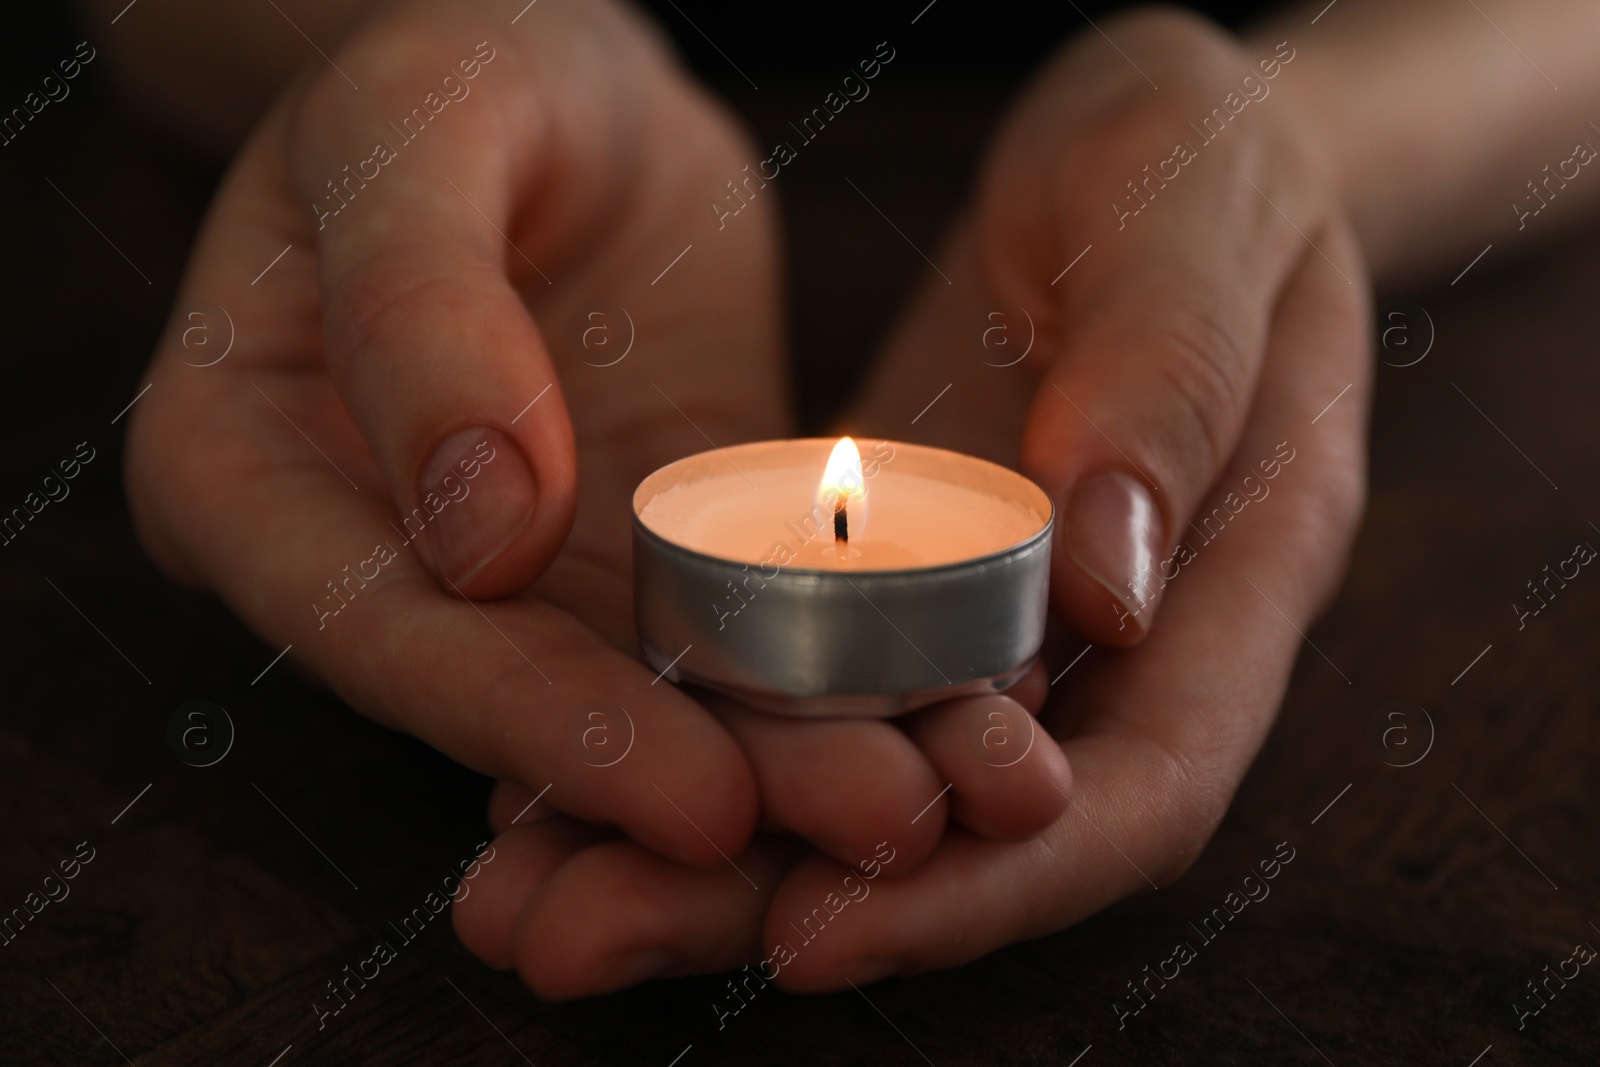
1243 1 1600 287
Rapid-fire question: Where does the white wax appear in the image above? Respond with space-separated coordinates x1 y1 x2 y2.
636 440 1048 571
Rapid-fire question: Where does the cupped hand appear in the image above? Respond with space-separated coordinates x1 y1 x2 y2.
125 0 790 866
127 0 1066 902
455 7 1371 995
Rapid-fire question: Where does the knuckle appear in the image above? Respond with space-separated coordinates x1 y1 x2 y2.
1146 743 1234 887
463 609 598 737
1288 440 1369 611
1147 307 1250 479
327 570 445 716
1114 722 1237 888
1040 90 1168 209
1040 5 1228 95
1314 448 1368 543
322 256 431 362
346 585 568 745
286 12 447 147
321 263 496 382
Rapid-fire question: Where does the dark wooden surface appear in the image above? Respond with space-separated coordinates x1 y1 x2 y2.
4 30 1600 1067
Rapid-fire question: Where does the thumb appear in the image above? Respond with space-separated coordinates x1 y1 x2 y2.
851 207 1304 647
1022 291 1261 646
1020 211 1320 644
287 19 576 598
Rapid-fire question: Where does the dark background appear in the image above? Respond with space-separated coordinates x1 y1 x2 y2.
3 1 1598 1064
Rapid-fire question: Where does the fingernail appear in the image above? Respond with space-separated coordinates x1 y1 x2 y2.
417 426 536 587
608 948 677 988
1060 471 1163 634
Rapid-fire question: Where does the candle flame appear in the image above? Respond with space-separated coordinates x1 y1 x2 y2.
818 436 866 507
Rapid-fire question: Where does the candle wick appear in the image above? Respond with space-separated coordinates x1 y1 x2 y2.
834 498 848 543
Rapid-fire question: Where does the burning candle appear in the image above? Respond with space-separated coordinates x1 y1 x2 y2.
633 438 1053 717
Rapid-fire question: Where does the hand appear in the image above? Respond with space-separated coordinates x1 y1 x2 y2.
127 0 1071 935
454 6 1371 994
125 0 790 867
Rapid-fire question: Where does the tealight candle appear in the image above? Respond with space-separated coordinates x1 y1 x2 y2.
633 438 1053 717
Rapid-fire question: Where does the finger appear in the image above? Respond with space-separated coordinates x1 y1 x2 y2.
488 780 556 834
1007 659 1049 717
706 695 947 875
512 836 803 1000
452 819 609 970
990 32 1324 644
771 226 1372 990
128 106 758 871
1015 155 1312 645
901 694 1072 840
280 10 589 597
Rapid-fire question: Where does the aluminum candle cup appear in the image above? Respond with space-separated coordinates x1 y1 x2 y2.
632 437 1053 718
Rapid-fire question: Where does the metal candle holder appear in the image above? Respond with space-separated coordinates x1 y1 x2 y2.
632 440 1053 718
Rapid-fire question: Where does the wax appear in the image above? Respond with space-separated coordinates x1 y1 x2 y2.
636 439 1047 571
